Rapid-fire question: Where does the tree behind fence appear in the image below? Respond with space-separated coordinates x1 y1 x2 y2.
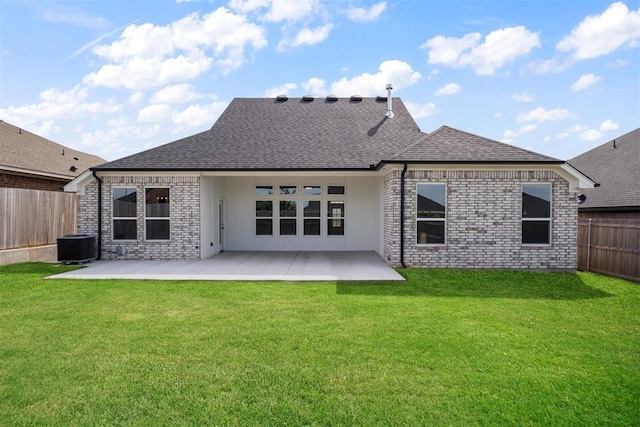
578 218 640 282
0 188 77 250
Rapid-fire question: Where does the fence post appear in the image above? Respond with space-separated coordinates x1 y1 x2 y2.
586 218 592 272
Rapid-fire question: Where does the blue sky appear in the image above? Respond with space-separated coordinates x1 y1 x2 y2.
1 0 638 161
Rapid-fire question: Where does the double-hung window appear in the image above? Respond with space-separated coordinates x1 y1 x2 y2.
113 187 137 240
522 184 551 244
145 188 170 240
416 183 446 244
255 185 274 236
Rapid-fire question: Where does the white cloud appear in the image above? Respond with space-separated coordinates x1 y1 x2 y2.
30 120 62 138
150 84 205 104
422 26 540 75
579 129 602 141
512 91 535 102
228 0 269 14
346 1 386 22
434 82 461 97
171 101 228 128
264 83 298 97
557 2 640 60
330 60 421 96
0 84 122 126
128 92 145 105
600 119 619 131
517 107 575 123
137 104 172 122
404 101 437 119
263 0 319 22
278 24 333 51
36 3 110 30
84 7 267 90
571 74 602 92
302 78 328 96
503 124 536 139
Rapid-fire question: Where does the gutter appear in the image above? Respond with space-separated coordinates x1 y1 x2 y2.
400 163 408 268
91 170 102 260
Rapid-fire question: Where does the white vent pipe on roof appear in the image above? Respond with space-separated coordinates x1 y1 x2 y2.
386 83 394 118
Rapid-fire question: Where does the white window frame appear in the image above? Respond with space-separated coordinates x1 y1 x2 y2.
144 186 170 241
521 183 552 246
112 186 137 241
416 183 447 246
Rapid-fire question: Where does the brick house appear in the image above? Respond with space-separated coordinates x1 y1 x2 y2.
569 127 639 221
0 120 105 191
67 95 594 271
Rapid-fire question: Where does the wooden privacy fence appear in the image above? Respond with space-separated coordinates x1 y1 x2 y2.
578 218 640 282
0 188 77 250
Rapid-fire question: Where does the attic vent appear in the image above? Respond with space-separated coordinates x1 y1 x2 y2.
325 95 338 102
302 95 314 102
350 95 363 102
276 95 288 102
73 157 79 161
69 166 77 172
376 95 387 102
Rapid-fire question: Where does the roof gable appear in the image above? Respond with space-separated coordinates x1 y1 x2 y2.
569 128 640 210
0 120 106 179
391 125 560 163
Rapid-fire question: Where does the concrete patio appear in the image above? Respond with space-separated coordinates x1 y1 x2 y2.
48 251 405 281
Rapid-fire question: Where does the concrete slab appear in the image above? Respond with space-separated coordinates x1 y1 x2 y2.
47 251 405 281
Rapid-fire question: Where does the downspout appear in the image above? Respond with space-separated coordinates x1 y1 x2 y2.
91 170 102 260
400 163 408 268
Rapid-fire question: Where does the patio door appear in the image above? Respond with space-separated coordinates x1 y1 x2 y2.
218 199 224 251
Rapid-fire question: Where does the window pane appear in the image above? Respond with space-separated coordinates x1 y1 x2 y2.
279 201 297 217
303 185 321 195
417 184 446 218
255 186 273 196
304 219 320 235
523 184 551 218
522 221 550 244
303 200 320 217
327 219 344 236
146 219 170 240
327 185 345 195
279 185 297 195
256 219 273 235
145 188 169 217
113 219 137 240
280 219 296 235
256 201 273 217
113 188 136 218
327 201 345 218
417 221 445 244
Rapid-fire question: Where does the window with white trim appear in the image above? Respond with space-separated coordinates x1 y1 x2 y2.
522 183 551 244
303 200 321 235
112 187 137 240
145 188 170 240
327 200 345 236
416 183 446 245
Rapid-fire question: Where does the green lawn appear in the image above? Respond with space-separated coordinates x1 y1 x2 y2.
1 263 638 426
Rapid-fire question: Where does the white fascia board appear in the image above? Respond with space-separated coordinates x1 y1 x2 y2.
63 169 93 194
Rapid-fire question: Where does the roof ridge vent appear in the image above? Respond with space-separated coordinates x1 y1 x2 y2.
276 94 288 102
302 95 314 102
326 95 338 102
350 95 363 102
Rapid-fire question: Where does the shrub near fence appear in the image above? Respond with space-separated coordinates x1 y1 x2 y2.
0 188 77 250
578 218 640 282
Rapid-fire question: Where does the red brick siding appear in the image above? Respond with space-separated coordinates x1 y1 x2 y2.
0 172 67 192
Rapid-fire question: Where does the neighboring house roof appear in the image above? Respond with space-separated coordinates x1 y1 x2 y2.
569 127 640 211
94 97 562 172
0 120 106 180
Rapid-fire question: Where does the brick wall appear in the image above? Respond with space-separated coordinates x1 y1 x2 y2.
0 172 66 191
384 169 578 271
78 175 201 260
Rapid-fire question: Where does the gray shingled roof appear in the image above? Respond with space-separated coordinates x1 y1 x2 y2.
569 128 639 211
0 120 106 179
391 125 560 163
96 97 562 171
